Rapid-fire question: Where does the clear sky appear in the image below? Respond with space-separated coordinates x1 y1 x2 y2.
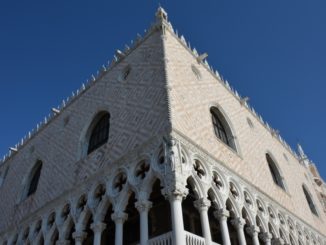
0 1 325 180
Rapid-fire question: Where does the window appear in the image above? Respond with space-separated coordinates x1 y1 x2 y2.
119 65 131 81
0 166 9 187
247 118 254 129
283 153 289 162
191 65 202 80
87 112 110 154
266 154 285 190
210 107 236 151
302 185 318 216
26 160 43 197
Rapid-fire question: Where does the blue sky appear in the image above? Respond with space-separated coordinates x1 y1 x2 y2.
0 1 325 180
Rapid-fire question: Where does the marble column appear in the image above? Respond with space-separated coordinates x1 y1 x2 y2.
111 212 128 245
135 200 152 245
91 222 107 245
231 217 246 245
168 189 187 245
194 198 212 245
214 209 231 245
72 231 87 245
245 226 260 245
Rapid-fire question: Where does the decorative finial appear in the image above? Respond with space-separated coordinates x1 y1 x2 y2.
156 6 168 22
297 143 307 159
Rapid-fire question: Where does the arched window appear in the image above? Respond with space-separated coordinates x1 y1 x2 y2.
87 112 110 154
266 154 285 190
0 166 9 187
302 185 318 216
26 160 43 197
210 107 236 151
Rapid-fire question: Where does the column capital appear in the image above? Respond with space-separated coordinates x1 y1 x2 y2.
135 200 152 212
56 239 71 245
111 211 128 223
166 187 188 201
230 217 246 229
194 198 211 211
245 225 259 237
72 231 87 243
91 222 107 233
214 208 230 221
259 232 272 243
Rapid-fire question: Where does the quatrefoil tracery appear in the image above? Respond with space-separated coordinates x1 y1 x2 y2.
114 173 127 192
135 161 150 179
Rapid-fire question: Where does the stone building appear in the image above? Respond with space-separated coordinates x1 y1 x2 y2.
0 7 325 245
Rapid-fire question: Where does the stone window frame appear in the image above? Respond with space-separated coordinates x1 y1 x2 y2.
79 110 111 158
209 106 238 153
265 152 287 192
0 165 9 187
191 64 202 80
20 160 43 201
247 117 254 129
302 184 319 217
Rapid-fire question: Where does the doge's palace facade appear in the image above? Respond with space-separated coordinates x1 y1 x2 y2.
0 7 325 245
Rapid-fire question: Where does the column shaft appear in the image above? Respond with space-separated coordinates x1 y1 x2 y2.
91 222 106 245
111 212 128 245
219 217 231 245
231 218 246 245
194 198 212 245
135 200 152 245
170 197 186 245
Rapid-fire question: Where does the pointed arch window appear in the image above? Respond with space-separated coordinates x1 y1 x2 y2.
266 154 285 190
210 107 236 151
302 185 318 216
26 160 43 197
87 112 110 154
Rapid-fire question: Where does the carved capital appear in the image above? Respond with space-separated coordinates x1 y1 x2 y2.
90 222 107 233
214 208 230 221
135 200 152 213
194 198 211 211
72 231 87 243
164 185 188 202
259 232 272 243
230 217 245 229
111 212 128 223
245 225 259 237
56 239 71 245
273 238 285 245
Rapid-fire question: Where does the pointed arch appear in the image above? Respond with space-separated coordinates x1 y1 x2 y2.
182 178 203 237
209 106 238 151
279 228 289 244
207 188 224 209
148 179 172 238
87 111 110 154
302 184 318 216
256 214 267 233
22 160 43 200
186 176 204 199
79 111 110 157
268 222 278 239
123 192 140 244
266 153 286 190
242 207 255 226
